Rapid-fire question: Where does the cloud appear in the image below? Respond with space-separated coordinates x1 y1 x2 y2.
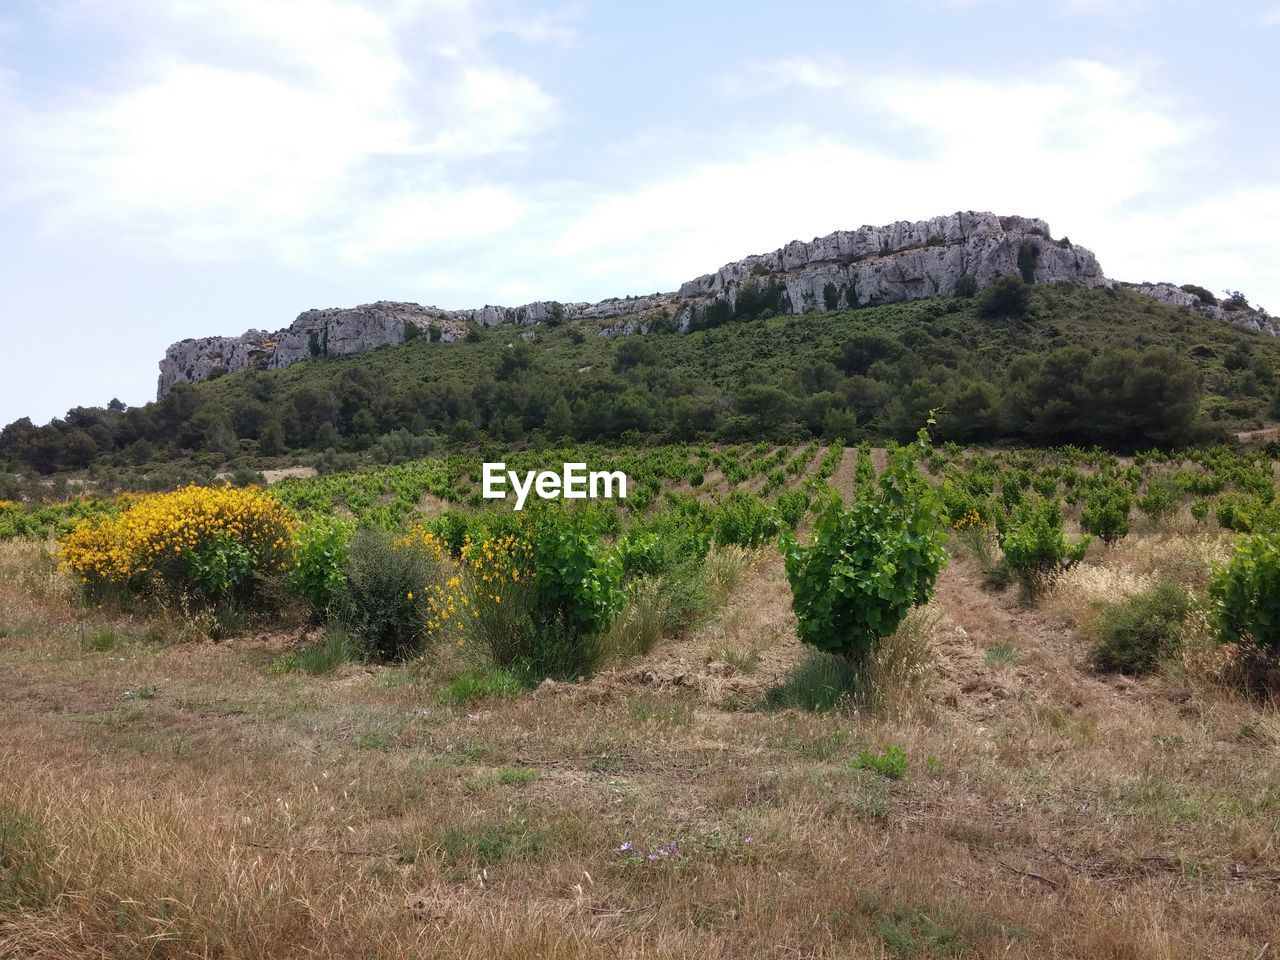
542 57 1277 315
0 0 561 261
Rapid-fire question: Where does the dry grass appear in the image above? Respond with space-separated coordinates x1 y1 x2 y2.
2 540 1279 959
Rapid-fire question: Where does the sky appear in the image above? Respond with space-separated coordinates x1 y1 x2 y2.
1 0 1278 426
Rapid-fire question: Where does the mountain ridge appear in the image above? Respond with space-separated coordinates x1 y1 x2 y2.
156 210 1276 397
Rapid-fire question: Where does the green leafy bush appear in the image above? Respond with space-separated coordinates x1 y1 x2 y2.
1081 483 1131 544
998 498 1089 597
713 492 779 547
289 515 354 616
186 534 256 600
336 528 441 661
782 426 947 664
1136 479 1176 523
978 275 1031 320
528 509 625 645
1087 582 1191 674
773 490 810 530
1210 533 1280 655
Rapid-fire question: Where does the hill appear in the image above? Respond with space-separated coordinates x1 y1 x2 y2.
4 209 1280 485
3 280 1280 485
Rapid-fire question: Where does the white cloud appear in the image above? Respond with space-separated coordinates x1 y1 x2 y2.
542 58 1278 315
0 0 560 260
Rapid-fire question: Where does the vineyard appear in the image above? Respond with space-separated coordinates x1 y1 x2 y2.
3 437 1280 958
7 438 1277 544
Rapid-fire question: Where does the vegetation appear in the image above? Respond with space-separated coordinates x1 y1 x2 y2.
58 484 294 604
5 285 1280 484
782 429 947 666
1086 581 1192 674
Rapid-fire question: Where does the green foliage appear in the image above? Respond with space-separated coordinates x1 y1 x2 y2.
288 515 354 616
1017 241 1040 284
268 626 358 675
1087 582 1191 674
186 535 256 600
998 498 1089 596
774 489 810 530
713 492 780 547
528 509 625 643
782 426 947 662
1210 533 1280 655
336 528 440 661
1136 478 1177 522
10 284 1271 479
978 275 1031 320
1081 483 1131 544
1180 284 1218 306
850 745 908 779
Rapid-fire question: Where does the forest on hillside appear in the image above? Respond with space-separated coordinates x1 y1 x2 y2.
3 280 1279 485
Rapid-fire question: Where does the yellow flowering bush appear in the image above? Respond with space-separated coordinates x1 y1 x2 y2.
420 510 624 680
419 532 535 658
396 526 452 564
60 484 296 600
952 508 987 532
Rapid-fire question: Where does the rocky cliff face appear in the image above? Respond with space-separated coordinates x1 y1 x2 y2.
1119 282 1280 337
155 211 1268 397
157 296 664 396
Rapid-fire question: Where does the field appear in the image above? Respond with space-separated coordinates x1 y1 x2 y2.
2 441 1280 959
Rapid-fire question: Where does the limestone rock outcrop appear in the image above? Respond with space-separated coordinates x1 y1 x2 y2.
155 211 1270 397
1119 282 1279 337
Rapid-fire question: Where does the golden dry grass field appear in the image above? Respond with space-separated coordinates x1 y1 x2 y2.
1 520 1278 959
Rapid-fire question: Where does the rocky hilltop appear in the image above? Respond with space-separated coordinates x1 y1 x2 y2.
156 211 1273 397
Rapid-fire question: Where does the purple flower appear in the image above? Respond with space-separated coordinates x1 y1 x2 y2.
618 841 633 853
742 836 753 844
646 853 658 862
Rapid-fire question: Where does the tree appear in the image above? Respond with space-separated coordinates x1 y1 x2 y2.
978 275 1031 320
545 396 574 439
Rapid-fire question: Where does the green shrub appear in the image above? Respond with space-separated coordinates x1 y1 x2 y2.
1081 484 1131 544
462 510 626 682
336 528 441 661
713 492 779 547
1210 533 1280 655
1136 479 1176 523
782 426 947 664
185 534 256 600
998 498 1089 597
978 275 1031 320
528 509 625 645
773 490 810 530
1087 582 1191 674
289 515 354 616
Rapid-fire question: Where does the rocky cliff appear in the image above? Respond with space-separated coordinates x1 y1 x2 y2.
155 211 1270 397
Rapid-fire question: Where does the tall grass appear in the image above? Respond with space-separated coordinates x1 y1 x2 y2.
769 604 940 713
